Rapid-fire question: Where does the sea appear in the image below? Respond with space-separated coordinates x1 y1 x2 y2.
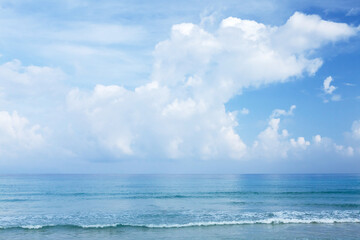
0 174 359 239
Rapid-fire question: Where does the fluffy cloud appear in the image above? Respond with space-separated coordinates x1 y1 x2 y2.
68 83 246 160
0 111 45 156
248 105 358 161
334 144 354 156
311 134 355 157
273 12 356 54
313 134 322 144
347 120 360 156
351 120 360 139
251 105 310 159
0 58 65 99
0 58 67 162
322 76 341 102
323 76 336 94
67 12 357 160
290 137 310 149
253 118 291 159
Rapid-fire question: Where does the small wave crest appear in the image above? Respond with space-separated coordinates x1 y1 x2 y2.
21 225 48 229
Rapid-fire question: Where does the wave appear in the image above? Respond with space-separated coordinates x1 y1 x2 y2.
2 210 359 230
1 218 359 231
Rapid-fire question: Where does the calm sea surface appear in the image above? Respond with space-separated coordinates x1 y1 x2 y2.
0 174 359 239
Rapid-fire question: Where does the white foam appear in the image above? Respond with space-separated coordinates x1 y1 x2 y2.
144 218 360 228
81 224 118 228
21 225 44 229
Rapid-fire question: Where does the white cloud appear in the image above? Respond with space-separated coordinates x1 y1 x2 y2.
68 83 247 160
352 120 360 140
290 137 310 149
334 144 354 156
0 59 64 84
310 134 356 157
67 12 357 160
248 110 358 161
271 105 296 118
313 134 322 144
323 76 336 94
0 58 65 98
252 118 291 159
251 105 310 159
322 76 341 102
274 12 357 54
0 111 44 154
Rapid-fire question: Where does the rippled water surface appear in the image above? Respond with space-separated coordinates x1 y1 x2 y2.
0 174 359 239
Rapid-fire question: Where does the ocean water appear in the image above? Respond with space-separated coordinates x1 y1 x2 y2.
0 174 359 239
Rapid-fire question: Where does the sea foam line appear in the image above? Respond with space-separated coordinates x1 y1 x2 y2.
145 218 360 228
1 218 359 230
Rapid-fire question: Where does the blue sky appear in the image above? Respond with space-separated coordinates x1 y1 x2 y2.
0 0 359 173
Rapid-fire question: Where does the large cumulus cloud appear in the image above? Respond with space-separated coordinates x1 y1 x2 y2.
67 12 357 160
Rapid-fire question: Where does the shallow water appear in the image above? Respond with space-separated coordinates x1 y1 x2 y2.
0 174 359 239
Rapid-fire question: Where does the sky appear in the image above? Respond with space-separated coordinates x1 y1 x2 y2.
0 0 360 174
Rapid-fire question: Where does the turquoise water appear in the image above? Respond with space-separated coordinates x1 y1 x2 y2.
0 174 359 239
